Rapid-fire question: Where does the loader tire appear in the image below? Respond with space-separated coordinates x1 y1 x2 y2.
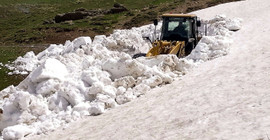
132 53 146 59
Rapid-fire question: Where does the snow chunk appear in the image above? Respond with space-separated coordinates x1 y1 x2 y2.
73 102 91 116
29 58 68 83
58 82 85 107
102 58 147 80
187 36 232 61
88 101 105 115
116 88 137 105
73 36 92 49
114 76 136 88
2 124 33 140
63 36 92 54
6 51 39 75
14 51 39 72
226 18 242 31
36 79 60 96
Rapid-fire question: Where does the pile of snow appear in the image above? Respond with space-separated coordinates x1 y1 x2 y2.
0 15 241 139
187 15 241 62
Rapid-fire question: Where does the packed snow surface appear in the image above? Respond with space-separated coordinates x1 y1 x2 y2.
0 14 241 139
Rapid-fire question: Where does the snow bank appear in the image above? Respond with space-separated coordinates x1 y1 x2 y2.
187 15 241 62
0 15 241 139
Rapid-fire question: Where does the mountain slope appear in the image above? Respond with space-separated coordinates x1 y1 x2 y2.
29 0 270 139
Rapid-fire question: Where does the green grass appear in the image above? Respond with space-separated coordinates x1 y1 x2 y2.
0 0 240 45
0 0 184 45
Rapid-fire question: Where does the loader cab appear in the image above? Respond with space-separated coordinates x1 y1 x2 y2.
160 14 201 54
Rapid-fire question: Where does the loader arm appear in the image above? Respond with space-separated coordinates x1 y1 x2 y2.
146 40 185 57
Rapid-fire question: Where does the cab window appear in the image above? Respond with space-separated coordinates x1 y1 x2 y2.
168 21 179 31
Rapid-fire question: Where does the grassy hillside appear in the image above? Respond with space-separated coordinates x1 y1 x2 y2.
0 0 180 45
0 0 240 45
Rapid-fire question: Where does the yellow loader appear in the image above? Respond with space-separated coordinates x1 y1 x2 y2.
133 14 202 58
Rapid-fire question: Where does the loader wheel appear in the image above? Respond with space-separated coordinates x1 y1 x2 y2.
185 42 195 55
132 53 146 59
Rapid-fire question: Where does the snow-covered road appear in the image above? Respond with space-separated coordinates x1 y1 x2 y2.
29 0 270 139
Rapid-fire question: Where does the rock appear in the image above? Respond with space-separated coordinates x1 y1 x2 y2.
43 20 55 25
75 8 88 12
54 3 128 23
54 9 109 23
55 11 90 23
109 3 128 14
113 3 122 8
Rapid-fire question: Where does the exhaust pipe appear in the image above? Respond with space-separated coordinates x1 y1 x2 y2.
153 19 158 41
